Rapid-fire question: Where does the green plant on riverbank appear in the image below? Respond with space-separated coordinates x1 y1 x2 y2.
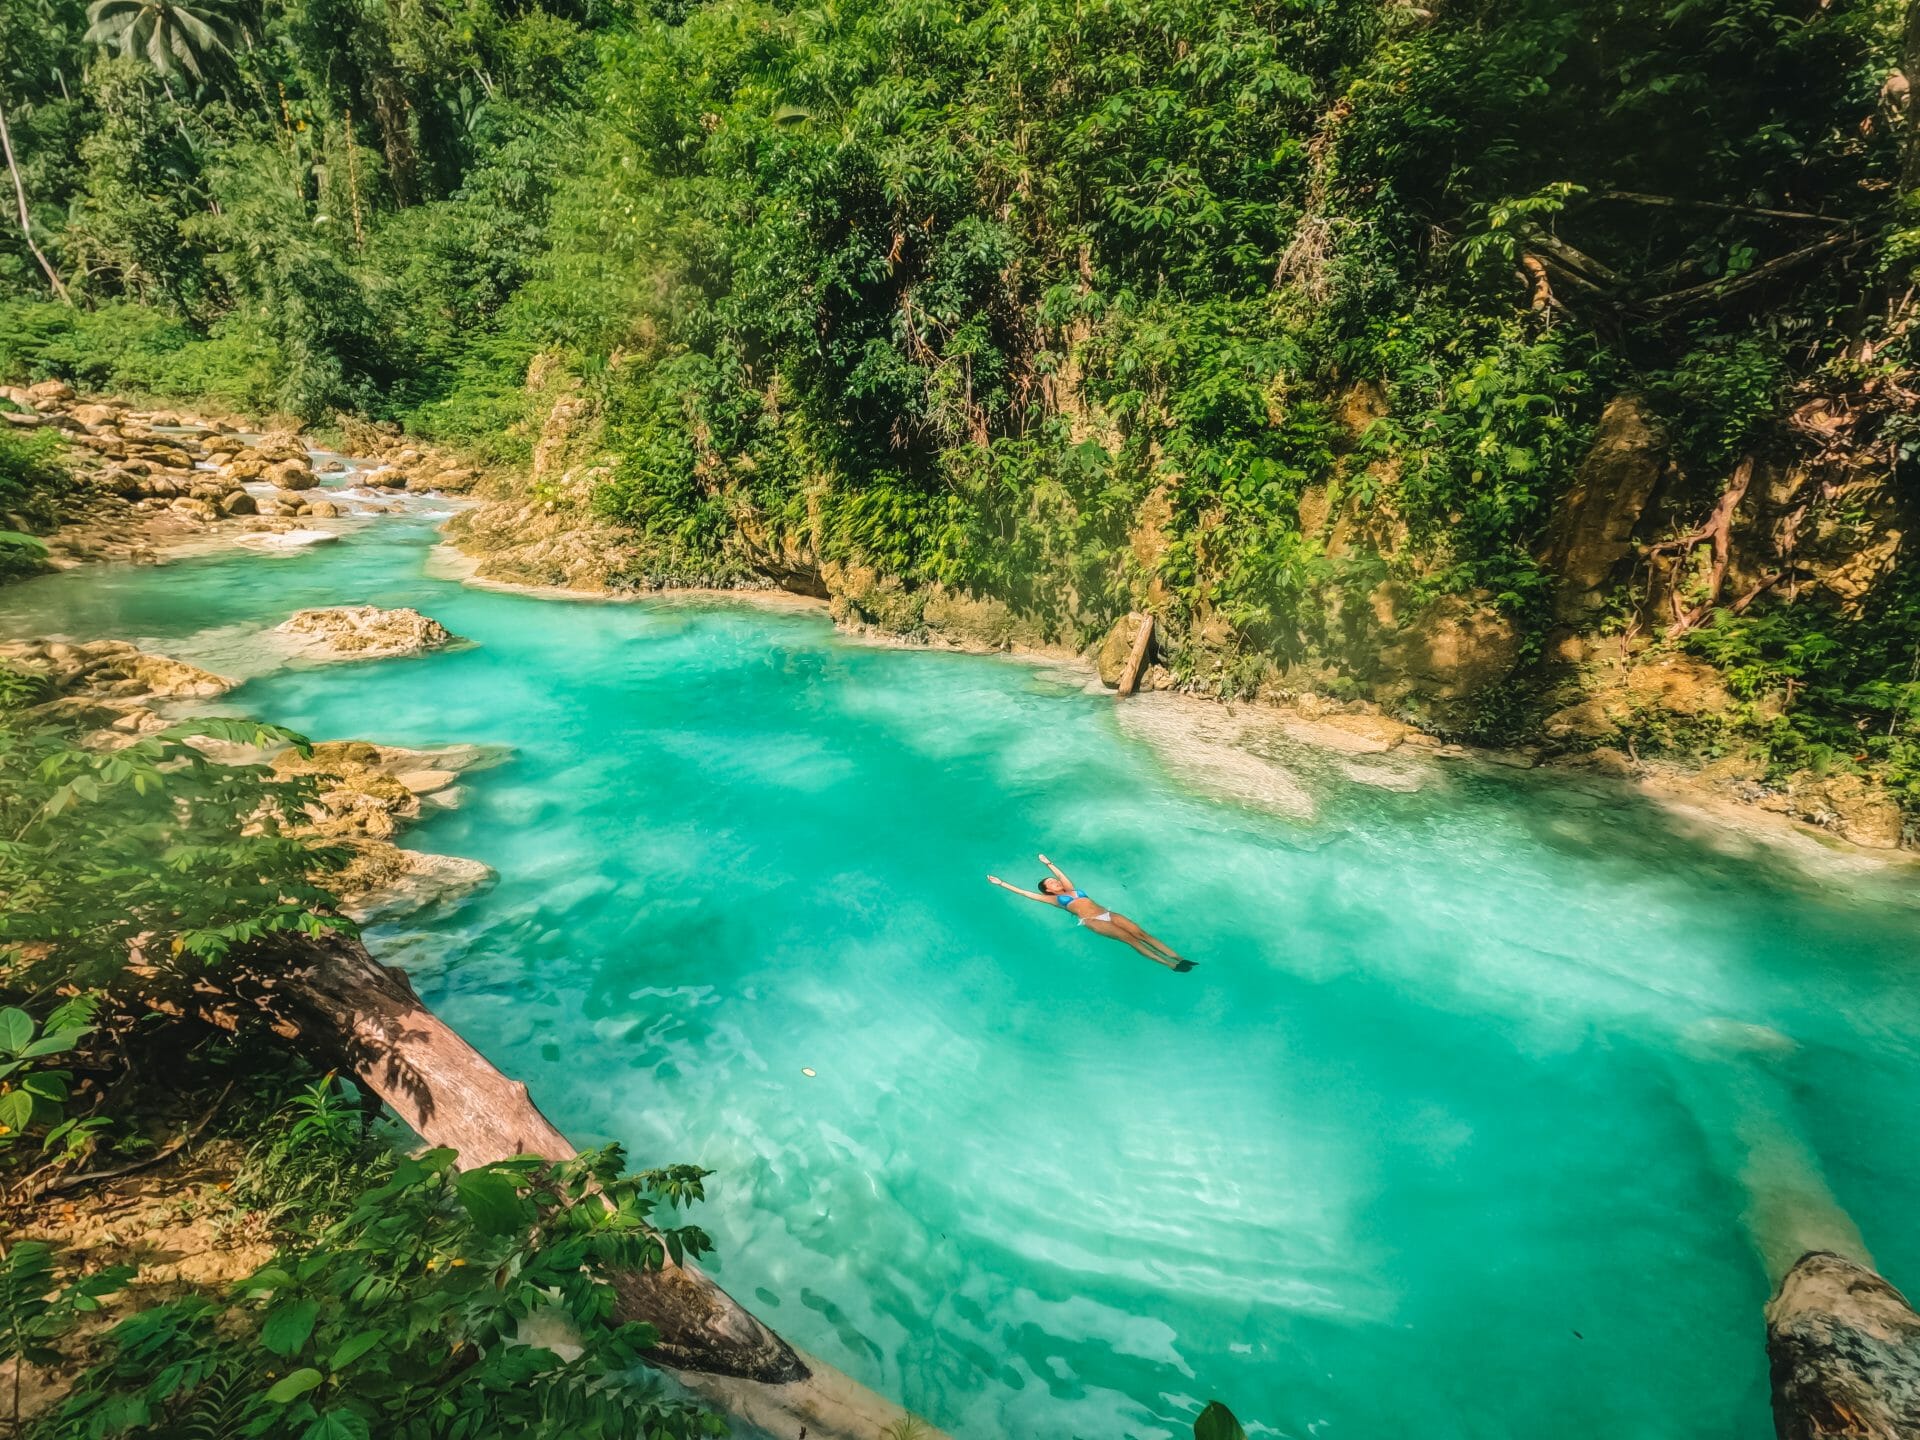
0 691 728 1437
34 1126 724 1440
0 426 69 578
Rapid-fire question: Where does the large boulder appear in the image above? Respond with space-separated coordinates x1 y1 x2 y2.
266 457 318 491
1542 395 1667 620
26 378 75 407
252 430 308 464
1095 613 1147 686
69 403 122 430
275 606 462 661
1791 772 1907 849
1375 592 1522 701
407 467 479 494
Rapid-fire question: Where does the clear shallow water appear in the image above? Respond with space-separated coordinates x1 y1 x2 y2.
6 500 1920 1440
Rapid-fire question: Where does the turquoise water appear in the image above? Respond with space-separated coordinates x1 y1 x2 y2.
7 498 1920 1440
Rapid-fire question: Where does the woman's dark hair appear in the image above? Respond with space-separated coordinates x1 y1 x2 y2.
1039 876 1062 894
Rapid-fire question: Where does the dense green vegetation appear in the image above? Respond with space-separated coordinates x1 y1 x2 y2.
0 680 726 1438
0 0 1915 778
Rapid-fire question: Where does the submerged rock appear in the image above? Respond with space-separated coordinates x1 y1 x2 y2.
275 605 461 660
1768 1251 1920 1440
338 846 496 922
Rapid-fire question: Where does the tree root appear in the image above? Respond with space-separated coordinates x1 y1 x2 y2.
24 1082 233 1203
1645 455 1756 637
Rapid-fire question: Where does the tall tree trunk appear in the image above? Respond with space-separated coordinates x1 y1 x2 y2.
1903 1 1920 193
0 94 71 305
266 933 943 1440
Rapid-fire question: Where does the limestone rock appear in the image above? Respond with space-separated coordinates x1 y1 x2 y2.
1580 747 1638 778
252 430 307 464
218 490 257 517
305 499 340 518
0 638 233 706
1795 772 1906 849
1282 711 1417 754
394 767 459 795
1622 653 1730 718
69 403 121 429
1544 699 1618 741
169 497 217 522
339 846 495 922
275 605 461 660
266 458 317 491
408 467 478 494
1376 593 1521 700
1095 614 1141 686
1543 395 1667 619
921 586 1048 652
26 378 75 406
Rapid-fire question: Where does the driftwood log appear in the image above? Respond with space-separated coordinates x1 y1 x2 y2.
1116 613 1155 698
1768 1251 1920 1440
275 934 940 1440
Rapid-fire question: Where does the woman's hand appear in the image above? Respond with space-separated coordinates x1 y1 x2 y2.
1037 853 1051 866
987 874 1004 887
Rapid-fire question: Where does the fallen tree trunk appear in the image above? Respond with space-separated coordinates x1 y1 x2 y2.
1767 1251 1920 1440
273 933 940 1439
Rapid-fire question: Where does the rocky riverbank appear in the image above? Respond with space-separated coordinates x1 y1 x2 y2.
0 383 483 570
0 632 498 920
423 370 1911 857
8 379 1911 861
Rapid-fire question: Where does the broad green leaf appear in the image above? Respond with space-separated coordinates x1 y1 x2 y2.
20 1029 85 1058
301 1409 371 1440
261 1298 320 1357
456 1167 529 1236
0 1007 34 1054
0 1089 33 1134
263 1368 323 1404
1195 1401 1247 1440
326 1330 386 1372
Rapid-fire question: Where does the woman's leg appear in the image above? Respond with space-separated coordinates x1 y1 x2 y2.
1086 917 1192 970
1109 912 1187 963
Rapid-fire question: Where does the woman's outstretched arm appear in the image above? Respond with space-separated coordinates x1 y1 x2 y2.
1037 853 1074 890
988 875 1052 904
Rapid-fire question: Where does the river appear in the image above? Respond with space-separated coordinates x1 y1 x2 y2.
5 455 1918 1439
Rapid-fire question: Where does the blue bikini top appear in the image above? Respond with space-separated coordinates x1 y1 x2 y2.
1053 890 1087 907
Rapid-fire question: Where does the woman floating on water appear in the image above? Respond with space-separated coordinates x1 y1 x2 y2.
988 855 1193 971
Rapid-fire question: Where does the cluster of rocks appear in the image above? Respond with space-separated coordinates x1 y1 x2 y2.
0 637 235 742
0 381 347 560
349 431 482 496
273 605 463 661
1 631 496 918
267 739 497 921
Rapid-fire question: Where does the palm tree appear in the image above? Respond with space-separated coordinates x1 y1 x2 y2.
82 0 240 84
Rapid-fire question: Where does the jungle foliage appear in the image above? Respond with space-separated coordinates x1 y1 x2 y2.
0 0 1915 771
0 689 725 1439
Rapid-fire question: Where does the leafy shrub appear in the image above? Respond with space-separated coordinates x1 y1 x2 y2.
38 1143 725 1440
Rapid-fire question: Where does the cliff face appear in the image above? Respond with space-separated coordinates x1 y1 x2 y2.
445 353 1915 848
